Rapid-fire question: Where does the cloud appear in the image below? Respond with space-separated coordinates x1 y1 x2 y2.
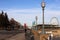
4 8 41 26
45 9 60 24
4 8 40 14
2 8 60 27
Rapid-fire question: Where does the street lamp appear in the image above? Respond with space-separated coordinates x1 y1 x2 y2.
35 16 38 30
41 0 45 34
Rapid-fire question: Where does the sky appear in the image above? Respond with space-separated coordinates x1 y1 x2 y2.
0 0 60 27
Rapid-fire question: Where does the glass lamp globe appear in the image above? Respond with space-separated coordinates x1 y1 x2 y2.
41 2 45 8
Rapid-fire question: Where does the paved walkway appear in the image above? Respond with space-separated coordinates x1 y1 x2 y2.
6 33 25 40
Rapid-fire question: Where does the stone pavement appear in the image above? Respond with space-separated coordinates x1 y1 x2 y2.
6 33 25 40
0 30 25 40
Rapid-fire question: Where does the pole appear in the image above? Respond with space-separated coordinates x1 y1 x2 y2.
36 16 38 30
42 8 44 34
41 0 45 34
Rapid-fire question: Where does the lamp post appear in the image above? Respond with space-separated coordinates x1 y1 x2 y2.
36 16 38 30
41 0 45 34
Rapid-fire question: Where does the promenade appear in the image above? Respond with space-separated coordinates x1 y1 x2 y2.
0 30 25 40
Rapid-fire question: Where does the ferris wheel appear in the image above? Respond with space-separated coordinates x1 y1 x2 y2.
50 17 59 26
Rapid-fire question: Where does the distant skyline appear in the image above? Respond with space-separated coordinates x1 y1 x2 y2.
0 0 60 27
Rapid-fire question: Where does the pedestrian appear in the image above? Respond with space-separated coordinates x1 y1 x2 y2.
31 35 34 40
25 28 27 33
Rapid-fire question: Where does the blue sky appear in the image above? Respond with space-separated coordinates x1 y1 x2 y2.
0 0 60 27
